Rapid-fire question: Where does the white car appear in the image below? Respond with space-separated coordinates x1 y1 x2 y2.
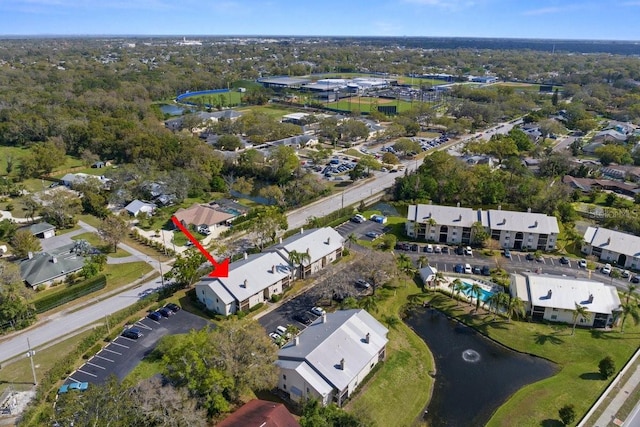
434 245 442 253
310 306 326 316
464 264 472 274
268 332 280 341
578 259 587 268
601 264 612 275
275 326 290 338
464 246 473 256
425 244 434 253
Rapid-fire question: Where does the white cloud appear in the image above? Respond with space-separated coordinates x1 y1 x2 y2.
521 6 563 16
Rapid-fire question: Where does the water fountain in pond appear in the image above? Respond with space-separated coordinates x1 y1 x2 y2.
461 349 481 363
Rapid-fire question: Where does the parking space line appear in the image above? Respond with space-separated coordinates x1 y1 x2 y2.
135 322 153 330
77 369 97 378
68 376 82 383
95 355 114 363
110 341 130 348
86 362 106 370
103 347 122 356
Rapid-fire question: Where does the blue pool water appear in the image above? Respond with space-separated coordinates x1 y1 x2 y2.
461 281 493 302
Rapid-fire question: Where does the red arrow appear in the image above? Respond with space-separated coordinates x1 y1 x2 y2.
171 216 229 278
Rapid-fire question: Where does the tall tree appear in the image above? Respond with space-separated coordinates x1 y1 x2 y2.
506 296 525 322
571 303 591 335
165 248 207 288
97 216 127 253
10 229 41 259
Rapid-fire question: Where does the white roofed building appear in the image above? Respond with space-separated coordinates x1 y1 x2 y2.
406 203 559 250
276 309 388 407
195 251 291 316
510 273 621 328
582 226 640 269
271 227 344 279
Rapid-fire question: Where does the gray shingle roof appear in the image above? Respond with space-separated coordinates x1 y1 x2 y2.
25 222 55 235
20 242 87 286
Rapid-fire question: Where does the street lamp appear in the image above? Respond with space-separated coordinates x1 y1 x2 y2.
26 338 37 386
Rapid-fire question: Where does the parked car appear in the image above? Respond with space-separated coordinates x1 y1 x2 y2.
464 246 473 256
310 306 326 316
559 256 570 265
68 382 89 392
293 313 312 325
472 266 482 275
410 243 419 252
275 325 291 338
122 327 144 340
158 307 173 317
455 246 465 255
147 311 162 321
601 263 612 275
441 246 450 254
434 245 442 253
425 244 434 253
351 214 366 223
536 254 544 262
525 253 535 261
454 264 464 273
578 259 587 268
268 332 280 342
355 279 372 289
481 265 491 276
165 303 181 312
197 224 211 236
503 248 511 259
365 231 381 239
631 276 640 284
621 270 631 278
464 264 472 274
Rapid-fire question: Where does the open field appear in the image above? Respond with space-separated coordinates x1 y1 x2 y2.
237 104 296 118
177 90 243 107
326 97 422 113
426 292 640 427
492 82 563 92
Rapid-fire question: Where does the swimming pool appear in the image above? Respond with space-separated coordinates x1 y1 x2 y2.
461 281 493 302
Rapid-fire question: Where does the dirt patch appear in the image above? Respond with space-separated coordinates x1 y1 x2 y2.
0 389 35 423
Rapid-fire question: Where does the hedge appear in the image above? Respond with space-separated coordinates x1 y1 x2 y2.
33 275 107 314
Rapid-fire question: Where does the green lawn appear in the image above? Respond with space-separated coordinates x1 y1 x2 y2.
326 97 425 114
71 232 131 258
345 279 434 426
0 329 95 394
237 105 301 118
177 91 243 107
426 292 640 427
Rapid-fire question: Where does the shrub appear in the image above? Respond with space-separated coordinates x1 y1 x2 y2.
558 404 575 425
33 275 107 313
271 294 282 303
599 356 615 379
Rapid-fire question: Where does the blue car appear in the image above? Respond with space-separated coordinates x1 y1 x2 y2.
147 311 162 321
454 264 464 273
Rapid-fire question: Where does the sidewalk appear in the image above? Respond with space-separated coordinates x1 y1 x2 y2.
579 347 640 427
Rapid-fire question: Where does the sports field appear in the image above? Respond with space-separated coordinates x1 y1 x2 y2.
493 82 563 92
177 90 243 107
326 96 426 113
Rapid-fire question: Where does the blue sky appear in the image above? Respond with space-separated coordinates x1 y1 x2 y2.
1 0 639 40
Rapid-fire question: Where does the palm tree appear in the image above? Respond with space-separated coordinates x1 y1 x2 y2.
452 279 464 307
625 284 638 305
346 232 357 249
571 303 591 335
359 295 378 313
505 295 525 322
469 282 482 310
417 255 428 269
397 253 412 272
425 218 437 242
619 299 640 333
433 271 446 290
486 292 506 320
288 249 311 279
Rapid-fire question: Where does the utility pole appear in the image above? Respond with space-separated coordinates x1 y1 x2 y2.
26 338 37 386
105 314 111 335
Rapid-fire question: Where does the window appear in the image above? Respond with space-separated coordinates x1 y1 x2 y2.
283 374 286 380
551 315 557 320
307 388 310 394
552 308 558 311
216 298 218 303
283 384 287 390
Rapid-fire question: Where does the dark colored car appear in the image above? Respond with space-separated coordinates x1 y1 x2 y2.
559 256 570 265
147 311 162 321
293 313 312 325
165 303 181 312
632 276 640 284
454 264 464 273
410 244 419 252
441 246 450 254
481 265 491 276
454 246 465 255
355 279 372 289
525 253 535 261
158 307 173 317
472 266 482 275
122 327 144 339
503 248 512 259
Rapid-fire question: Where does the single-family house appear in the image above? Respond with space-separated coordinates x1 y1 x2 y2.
20 241 88 288
60 173 111 189
271 135 317 149
173 203 236 229
276 309 388 407
124 200 156 217
217 399 300 427
195 251 291 315
510 272 621 328
271 227 344 279
591 129 627 143
25 222 56 239
582 226 640 269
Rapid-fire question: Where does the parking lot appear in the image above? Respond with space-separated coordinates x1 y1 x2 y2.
65 309 209 386
335 217 387 241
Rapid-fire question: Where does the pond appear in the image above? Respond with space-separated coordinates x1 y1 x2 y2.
159 104 187 116
405 308 557 426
